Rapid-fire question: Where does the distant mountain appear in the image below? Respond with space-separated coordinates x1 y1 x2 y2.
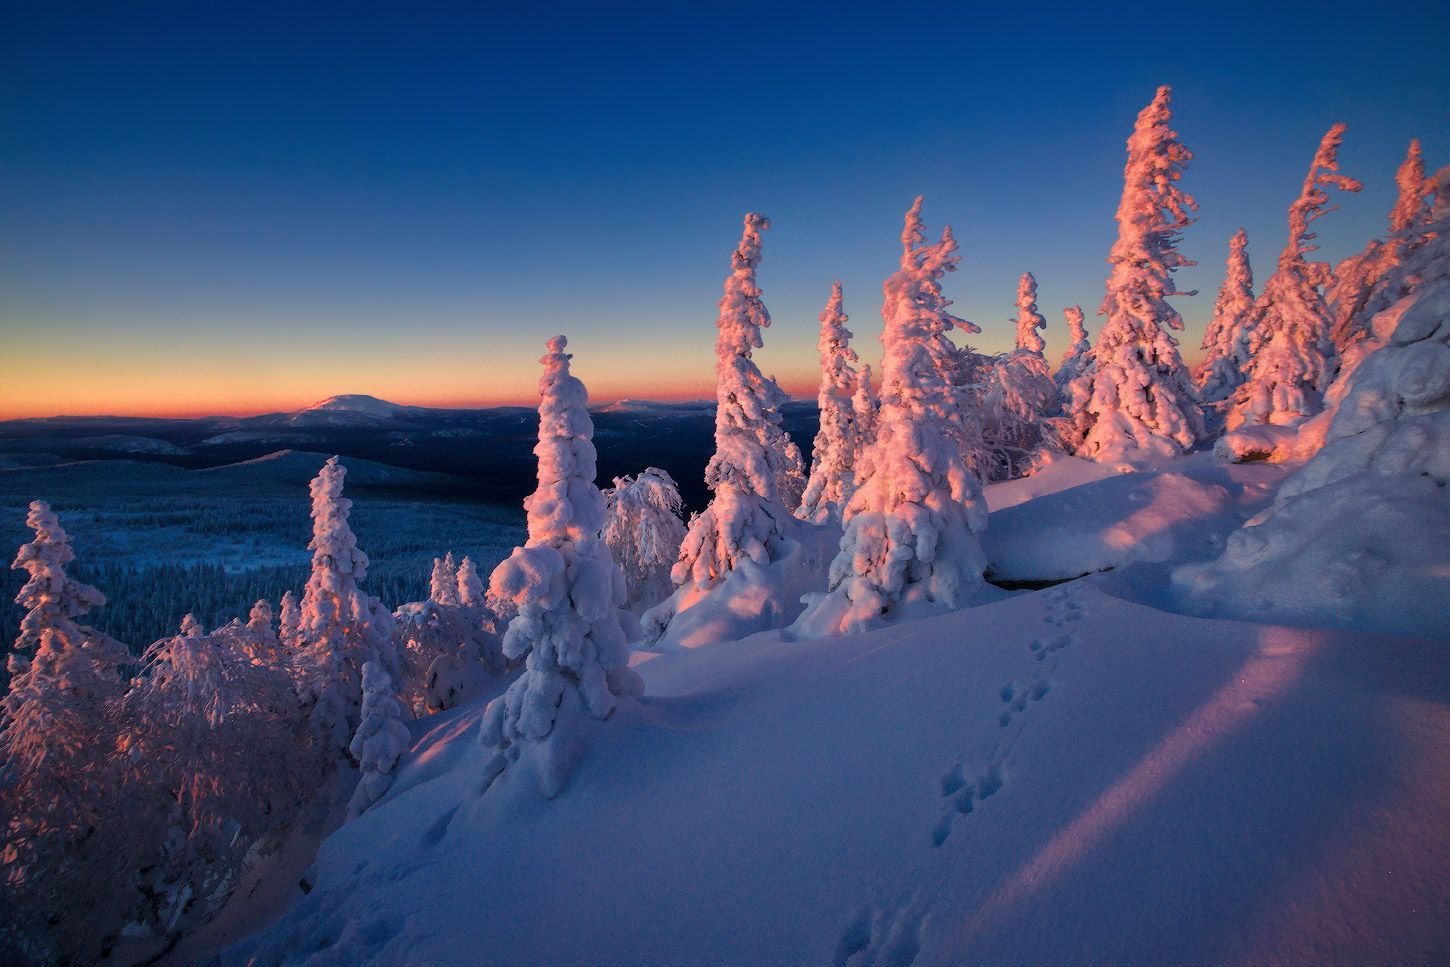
245 394 434 429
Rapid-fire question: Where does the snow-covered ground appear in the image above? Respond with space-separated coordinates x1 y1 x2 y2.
223 453 1450 966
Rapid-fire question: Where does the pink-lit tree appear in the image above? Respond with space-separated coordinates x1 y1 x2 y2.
795 197 989 636
1229 124 1362 429
799 281 867 523
1328 139 1433 361
1196 228 1256 407
1064 86 1202 462
642 213 811 645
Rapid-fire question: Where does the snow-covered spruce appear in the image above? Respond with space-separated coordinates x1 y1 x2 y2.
296 456 398 755
641 214 826 648
1 502 130 963
428 552 460 607
1054 304 1091 395
1178 165 1450 636
1013 271 1047 355
120 615 313 939
480 335 642 799
346 660 411 819
603 467 687 611
1227 124 1362 431
1328 139 1433 361
1195 228 1256 409
852 363 880 460
1064 85 1202 464
979 273 1061 480
799 281 867 523
394 557 506 716
794 197 989 637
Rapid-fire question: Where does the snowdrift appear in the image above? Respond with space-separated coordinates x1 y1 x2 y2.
230 585 1450 965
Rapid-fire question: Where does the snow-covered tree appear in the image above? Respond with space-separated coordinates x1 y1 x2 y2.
346 660 411 819
1328 139 1433 360
119 617 312 937
1228 124 1362 430
602 467 687 610
642 214 817 646
1178 164 1450 635
980 353 1061 481
976 272 1062 479
799 281 867 523
480 336 642 798
794 197 989 636
852 363 880 459
1054 305 1091 393
456 556 486 609
429 552 460 607
1 502 131 962
1064 85 1203 462
278 589 300 643
1196 228 1256 407
296 456 397 755
1013 272 1047 355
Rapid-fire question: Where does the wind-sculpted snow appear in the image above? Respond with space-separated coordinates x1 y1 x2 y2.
1180 167 1450 637
229 587 1450 966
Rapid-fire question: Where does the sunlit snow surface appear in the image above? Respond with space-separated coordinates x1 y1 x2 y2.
227 454 1450 965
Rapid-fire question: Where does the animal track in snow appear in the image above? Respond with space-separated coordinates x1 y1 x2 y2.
932 586 1086 847
836 902 926 967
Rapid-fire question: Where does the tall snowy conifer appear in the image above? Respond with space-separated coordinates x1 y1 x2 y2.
1229 124 1362 429
1328 139 1432 358
1196 228 1256 406
642 214 812 645
799 281 866 523
795 197 989 635
480 336 641 798
1014 272 1048 355
1065 85 1202 462
297 457 397 755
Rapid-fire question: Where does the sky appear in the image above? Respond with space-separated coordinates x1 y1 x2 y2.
1 1 1448 418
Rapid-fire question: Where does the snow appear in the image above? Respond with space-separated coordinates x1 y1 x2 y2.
229 581 1450 965
983 454 1285 583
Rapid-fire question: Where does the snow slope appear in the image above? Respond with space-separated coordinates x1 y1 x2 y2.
230 578 1450 965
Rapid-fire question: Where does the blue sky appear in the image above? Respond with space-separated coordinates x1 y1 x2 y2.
2 1 1447 416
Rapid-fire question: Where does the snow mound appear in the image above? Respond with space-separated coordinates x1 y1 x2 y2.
984 464 1245 583
1179 168 1450 638
982 451 1119 512
229 588 1450 965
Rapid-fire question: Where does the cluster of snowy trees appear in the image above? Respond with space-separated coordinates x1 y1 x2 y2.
4 82 1443 962
0 462 517 962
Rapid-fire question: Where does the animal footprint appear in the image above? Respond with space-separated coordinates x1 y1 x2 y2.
836 904 926 967
933 764 1006 847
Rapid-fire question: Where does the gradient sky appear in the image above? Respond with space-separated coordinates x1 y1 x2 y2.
2 1 1448 418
